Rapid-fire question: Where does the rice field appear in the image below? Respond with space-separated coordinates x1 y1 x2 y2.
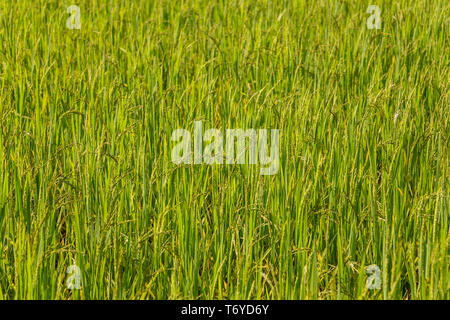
0 0 448 299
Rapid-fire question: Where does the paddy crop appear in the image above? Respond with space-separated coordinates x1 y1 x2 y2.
0 0 448 299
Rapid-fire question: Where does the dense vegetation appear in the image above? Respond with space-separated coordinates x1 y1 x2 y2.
0 0 448 299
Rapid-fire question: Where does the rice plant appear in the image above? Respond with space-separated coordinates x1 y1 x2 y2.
0 0 448 299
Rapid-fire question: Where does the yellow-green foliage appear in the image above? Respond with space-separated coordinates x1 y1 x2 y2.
0 0 448 299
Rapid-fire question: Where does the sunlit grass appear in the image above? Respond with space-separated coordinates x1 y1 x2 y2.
0 0 448 299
